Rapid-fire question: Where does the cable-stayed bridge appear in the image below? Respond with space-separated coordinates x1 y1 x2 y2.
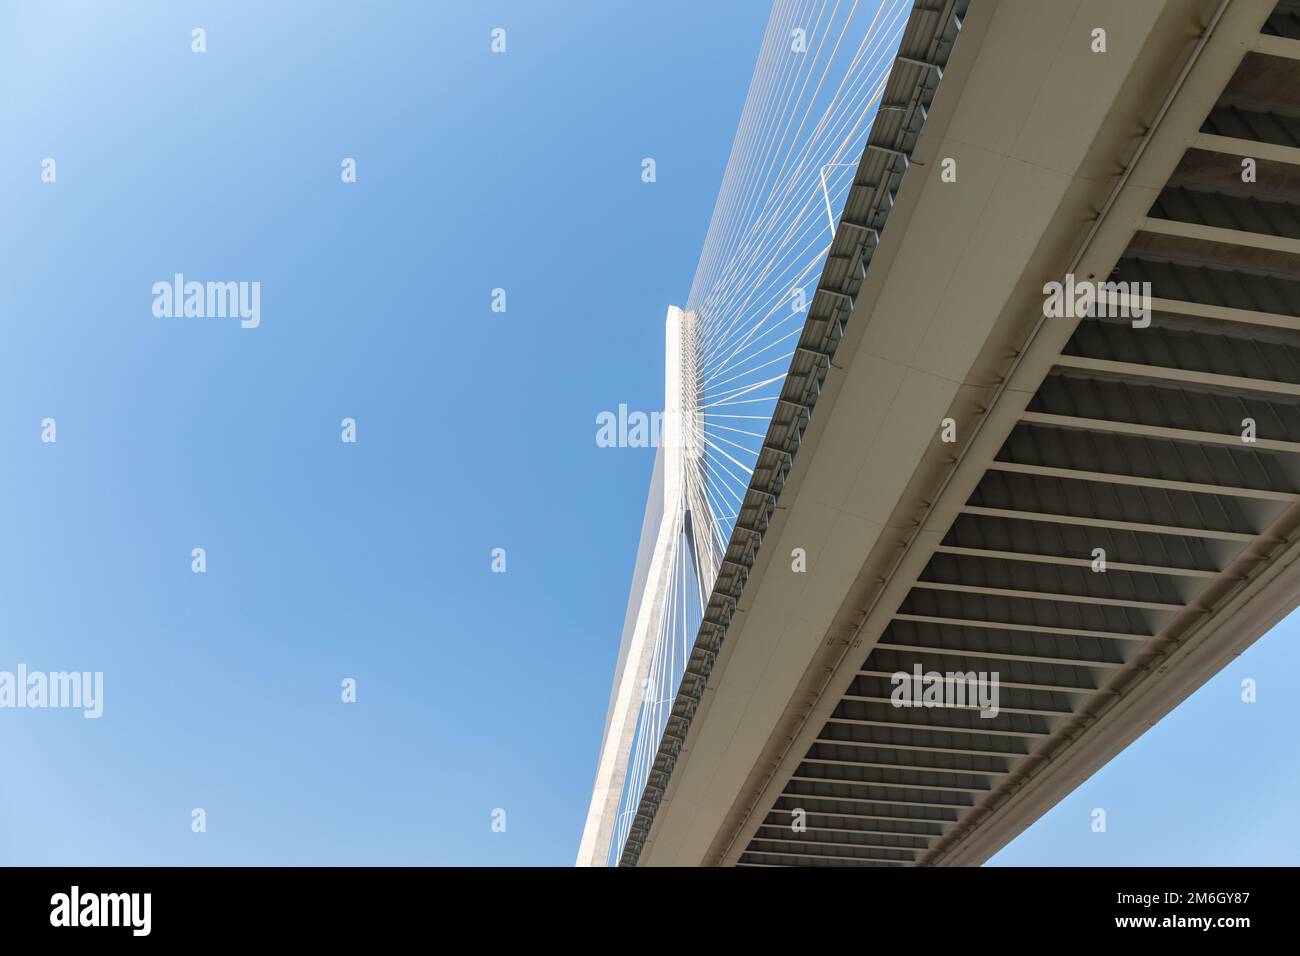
581 0 1300 867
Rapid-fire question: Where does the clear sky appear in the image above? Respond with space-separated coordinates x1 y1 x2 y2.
1 0 1295 867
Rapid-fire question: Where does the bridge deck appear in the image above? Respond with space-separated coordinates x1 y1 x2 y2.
627 0 1300 867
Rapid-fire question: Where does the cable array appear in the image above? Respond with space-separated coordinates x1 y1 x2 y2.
608 506 708 863
689 0 910 547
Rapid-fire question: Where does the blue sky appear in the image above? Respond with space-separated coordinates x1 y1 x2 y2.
1 0 1295 866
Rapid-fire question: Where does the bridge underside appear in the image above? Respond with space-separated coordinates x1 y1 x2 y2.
631 0 1300 866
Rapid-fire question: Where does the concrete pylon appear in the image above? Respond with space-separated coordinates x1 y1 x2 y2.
576 306 718 867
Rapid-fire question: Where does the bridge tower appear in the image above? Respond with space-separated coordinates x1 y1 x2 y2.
576 305 718 867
